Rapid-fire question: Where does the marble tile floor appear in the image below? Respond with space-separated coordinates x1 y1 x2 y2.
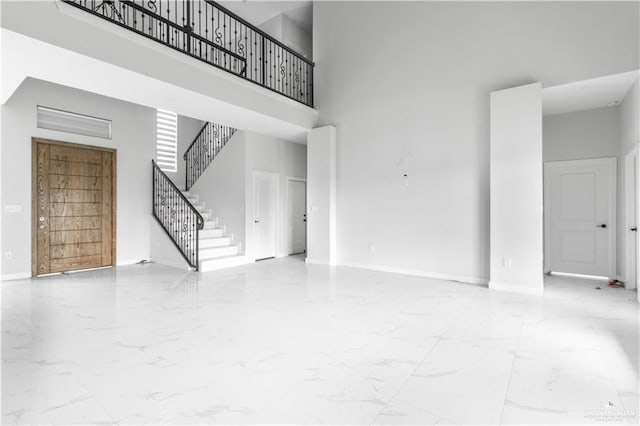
1 257 638 425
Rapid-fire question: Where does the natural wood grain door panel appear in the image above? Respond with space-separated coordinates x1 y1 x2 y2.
50 202 102 217
50 242 102 259
49 216 102 231
50 230 102 245
49 160 102 177
50 175 102 190
50 189 102 203
32 139 116 276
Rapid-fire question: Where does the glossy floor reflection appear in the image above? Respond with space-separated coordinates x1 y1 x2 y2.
2 258 638 424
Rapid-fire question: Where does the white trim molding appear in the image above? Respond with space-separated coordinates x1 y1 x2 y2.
340 261 488 286
624 147 638 290
1 272 32 281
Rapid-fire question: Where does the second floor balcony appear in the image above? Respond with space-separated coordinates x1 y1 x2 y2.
62 0 314 107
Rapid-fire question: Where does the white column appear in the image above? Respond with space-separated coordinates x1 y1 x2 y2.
489 82 544 296
306 126 336 265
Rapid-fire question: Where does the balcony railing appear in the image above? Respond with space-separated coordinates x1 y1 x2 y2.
62 0 314 107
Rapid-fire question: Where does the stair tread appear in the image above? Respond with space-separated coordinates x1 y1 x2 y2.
200 243 238 250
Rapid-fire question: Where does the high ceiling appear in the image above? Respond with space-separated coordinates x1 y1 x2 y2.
219 1 313 35
543 71 639 116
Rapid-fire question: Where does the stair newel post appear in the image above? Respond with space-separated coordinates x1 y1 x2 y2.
195 214 200 270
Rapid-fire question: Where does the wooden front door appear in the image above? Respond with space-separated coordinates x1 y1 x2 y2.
32 138 116 276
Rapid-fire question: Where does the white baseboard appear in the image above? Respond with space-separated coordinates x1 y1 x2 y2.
149 257 190 271
339 261 488 286
489 281 544 296
117 259 145 267
1 272 31 282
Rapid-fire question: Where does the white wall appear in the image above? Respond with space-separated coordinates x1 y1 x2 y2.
621 80 639 156
314 1 639 283
260 13 312 60
189 132 247 252
281 14 312 60
490 83 543 296
149 217 190 270
544 107 622 162
245 132 307 260
165 115 204 191
1 78 155 279
260 15 283 42
543 106 624 278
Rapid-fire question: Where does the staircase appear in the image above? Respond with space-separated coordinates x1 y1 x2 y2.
182 190 247 272
152 120 243 272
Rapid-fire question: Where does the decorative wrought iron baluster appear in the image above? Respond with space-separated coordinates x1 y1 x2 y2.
62 0 314 105
151 160 202 269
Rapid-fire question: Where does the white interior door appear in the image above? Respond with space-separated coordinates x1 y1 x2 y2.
625 150 638 289
544 158 616 278
253 172 277 261
288 180 306 254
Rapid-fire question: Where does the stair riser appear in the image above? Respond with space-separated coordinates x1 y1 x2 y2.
199 256 249 272
200 230 224 239
199 237 231 248
200 246 239 259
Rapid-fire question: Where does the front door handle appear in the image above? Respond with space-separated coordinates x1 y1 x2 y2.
254 220 260 224
631 227 637 232
596 224 607 228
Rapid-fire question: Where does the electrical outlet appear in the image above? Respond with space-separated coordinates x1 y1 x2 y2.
4 251 13 260
503 257 512 268
368 244 376 253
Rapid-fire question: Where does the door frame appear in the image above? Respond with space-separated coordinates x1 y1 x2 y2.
285 176 307 255
252 170 279 261
543 157 617 279
31 137 117 276
625 147 638 289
